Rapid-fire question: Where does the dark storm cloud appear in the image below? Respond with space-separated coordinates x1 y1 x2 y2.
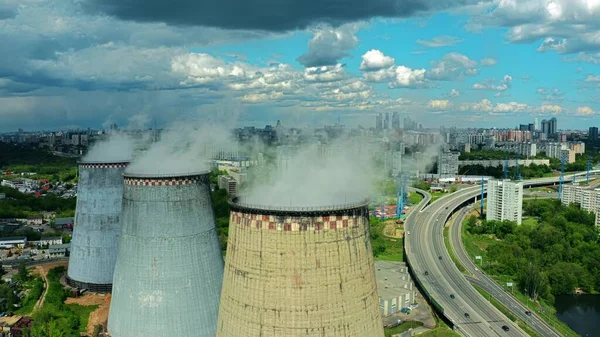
85 0 477 31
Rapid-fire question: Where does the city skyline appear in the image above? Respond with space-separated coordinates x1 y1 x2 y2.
1 1 600 132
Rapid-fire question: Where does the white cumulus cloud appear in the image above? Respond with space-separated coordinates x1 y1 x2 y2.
360 49 395 71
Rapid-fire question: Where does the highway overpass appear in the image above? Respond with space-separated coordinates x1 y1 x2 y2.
404 170 600 336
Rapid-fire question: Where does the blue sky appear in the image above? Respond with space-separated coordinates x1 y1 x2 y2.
0 0 599 132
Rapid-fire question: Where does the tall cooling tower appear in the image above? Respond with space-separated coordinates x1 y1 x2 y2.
217 199 384 337
66 160 129 293
108 171 224 337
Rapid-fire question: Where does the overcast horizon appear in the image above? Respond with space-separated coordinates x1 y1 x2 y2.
1 0 599 132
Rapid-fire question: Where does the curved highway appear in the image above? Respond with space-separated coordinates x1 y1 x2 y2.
406 187 527 337
450 208 561 337
405 171 600 337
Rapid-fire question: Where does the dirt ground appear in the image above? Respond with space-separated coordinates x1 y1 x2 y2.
31 260 68 277
65 293 111 335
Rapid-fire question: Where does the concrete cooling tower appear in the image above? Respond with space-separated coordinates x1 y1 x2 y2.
108 171 224 337
66 161 129 293
217 198 384 337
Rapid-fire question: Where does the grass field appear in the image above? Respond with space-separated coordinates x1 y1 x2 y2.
384 321 424 337
461 217 495 269
430 191 447 203
371 218 404 262
66 303 99 332
418 327 461 337
408 192 423 205
521 217 539 226
443 227 467 274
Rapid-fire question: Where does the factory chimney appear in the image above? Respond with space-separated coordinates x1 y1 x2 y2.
66 160 129 292
108 171 223 337
217 198 384 337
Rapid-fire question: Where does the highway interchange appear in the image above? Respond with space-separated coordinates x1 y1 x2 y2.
404 171 600 337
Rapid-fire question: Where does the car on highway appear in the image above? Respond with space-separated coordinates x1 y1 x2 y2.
525 311 532 316
450 294 455 299
424 271 429 275
438 255 442 260
464 313 470 318
502 325 510 331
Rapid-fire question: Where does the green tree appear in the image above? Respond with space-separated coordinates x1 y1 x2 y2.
17 262 28 282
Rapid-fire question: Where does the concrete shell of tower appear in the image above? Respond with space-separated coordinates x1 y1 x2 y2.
67 161 129 292
217 199 384 337
108 171 224 337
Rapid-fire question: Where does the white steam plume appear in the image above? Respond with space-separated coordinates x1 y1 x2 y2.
83 133 135 163
125 122 235 176
241 138 375 207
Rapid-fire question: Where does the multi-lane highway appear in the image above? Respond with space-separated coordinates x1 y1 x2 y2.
405 171 600 337
450 208 561 337
405 187 527 337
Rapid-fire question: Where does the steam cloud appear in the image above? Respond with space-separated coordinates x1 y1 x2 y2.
83 133 136 163
241 139 376 207
125 123 235 176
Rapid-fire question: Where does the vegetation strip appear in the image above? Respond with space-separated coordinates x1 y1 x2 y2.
461 199 590 337
442 226 467 274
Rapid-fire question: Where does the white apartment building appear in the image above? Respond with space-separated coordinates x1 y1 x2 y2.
561 185 600 227
438 150 460 178
486 179 523 225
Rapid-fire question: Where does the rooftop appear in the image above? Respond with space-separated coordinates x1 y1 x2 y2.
123 171 210 179
229 197 371 216
0 236 27 242
375 261 413 300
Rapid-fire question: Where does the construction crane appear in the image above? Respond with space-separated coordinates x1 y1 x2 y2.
587 157 592 184
396 175 408 218
558 153 566 201
480 176 485 217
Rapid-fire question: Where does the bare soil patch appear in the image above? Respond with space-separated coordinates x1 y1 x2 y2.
65 293 111 335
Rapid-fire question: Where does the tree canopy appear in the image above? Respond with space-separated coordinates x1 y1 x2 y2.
466 199 600 302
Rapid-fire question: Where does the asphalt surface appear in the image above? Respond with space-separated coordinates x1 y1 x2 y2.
451 208 561 337
406 187 527 337
404 170 600 337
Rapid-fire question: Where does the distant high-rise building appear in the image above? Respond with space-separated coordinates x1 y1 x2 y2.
534 118 539 131
519 124 529 131
528 123 534 132
486 179 523 225
541 119 549 137
549 117 558 137
391 112 400 130
376 113 383 130
384 112 390 130
437 150 459 178
403 117 417 130
589 127 599 142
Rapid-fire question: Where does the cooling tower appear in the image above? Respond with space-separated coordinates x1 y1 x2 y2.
217 199 384 337
108 171 224 337
66 161 129 293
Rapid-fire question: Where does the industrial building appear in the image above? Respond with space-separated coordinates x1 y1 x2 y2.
561 185 600 227
486 179 523 225
49 243 71 257
66 160 129 293
375 261 415 317
218 175 238 196
108 171 223 337
0 237 27 249
217 198 384 337
438 150 459 178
